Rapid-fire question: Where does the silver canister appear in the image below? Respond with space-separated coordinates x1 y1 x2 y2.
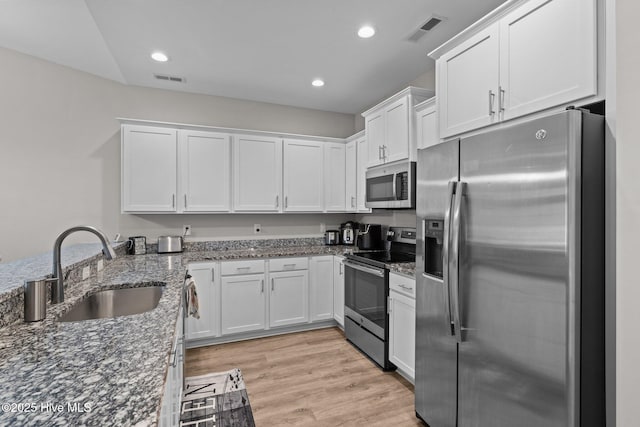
24 279 47 322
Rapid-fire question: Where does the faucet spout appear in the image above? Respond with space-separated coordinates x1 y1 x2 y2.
51 226 117 304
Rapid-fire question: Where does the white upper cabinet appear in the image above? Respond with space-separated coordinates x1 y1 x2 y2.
324 142 346 212
366 110 385 166
283 139 324 212
415 97 438 150
180 130 231 212
122 125 178 212
498 0 596 121
121 121 351 214
345 140 357 212
356 136 371 213
384 97 410 163
234 135 282 212
437 24 500 138
433 0 597 138
362 87 434 167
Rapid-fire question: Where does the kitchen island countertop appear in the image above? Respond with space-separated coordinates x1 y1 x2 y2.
0 241 415 425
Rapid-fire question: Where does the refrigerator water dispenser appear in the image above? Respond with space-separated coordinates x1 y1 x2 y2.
424 219 444 278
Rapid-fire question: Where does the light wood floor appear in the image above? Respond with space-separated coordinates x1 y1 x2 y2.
186 327 425 426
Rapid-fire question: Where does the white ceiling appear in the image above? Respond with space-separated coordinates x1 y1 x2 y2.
0 0 507 114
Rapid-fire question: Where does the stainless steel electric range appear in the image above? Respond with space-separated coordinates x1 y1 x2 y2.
343 226 416 370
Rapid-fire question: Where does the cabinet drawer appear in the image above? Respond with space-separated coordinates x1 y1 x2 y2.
221 259 265 276
269 257 308 272
389 272 415 298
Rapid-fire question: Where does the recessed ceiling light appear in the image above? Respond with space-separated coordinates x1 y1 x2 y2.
358 26 376 39
151 51 169 62
312 79 325 87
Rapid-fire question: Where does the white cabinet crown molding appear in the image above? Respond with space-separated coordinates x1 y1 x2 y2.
428 0 528 59
361 86 435 118
117 117 346 144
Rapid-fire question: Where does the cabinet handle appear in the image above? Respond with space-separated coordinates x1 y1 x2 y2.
387 296 392 314
378 146 383 160
499 86 505 113
184 194 188 209
399 284 413 292
339 262 343 275
211 268 215 282
275 195 279 208
285 196 288 208
172 194 176 208
351 196 355 208
488 90 496 116
271 278 275 291
261 279 264 293
237 267 251 272
382 145 387 161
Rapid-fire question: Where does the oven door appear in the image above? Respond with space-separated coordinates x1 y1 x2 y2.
343 259 388 340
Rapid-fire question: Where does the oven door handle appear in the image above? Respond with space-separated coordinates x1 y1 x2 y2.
343 260 385 278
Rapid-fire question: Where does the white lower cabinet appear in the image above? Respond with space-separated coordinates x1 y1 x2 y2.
388 273 416 381
269 269 309 328
309 256 334 322
333 256 345 327
160 307 183 427
185 262 220 341
220 260 267 335
187 255 341 345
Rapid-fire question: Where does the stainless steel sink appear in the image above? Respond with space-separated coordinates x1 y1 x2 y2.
58 285 164 322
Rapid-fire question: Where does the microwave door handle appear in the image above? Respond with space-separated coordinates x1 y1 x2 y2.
450 181 466 343
392 173 397 200
442 181 456 336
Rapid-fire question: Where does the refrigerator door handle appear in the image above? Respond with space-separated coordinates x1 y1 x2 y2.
450 181 466 343
442 181 456 335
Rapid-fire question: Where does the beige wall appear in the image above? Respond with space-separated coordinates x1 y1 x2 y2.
616 0 640 424
0 46 356 262
354 67 436 132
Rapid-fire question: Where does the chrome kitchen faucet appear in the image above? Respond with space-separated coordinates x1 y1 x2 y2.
50 226 117 304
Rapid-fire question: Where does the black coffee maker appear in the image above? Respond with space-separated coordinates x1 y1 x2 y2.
356 224 383 250
340 221 358 245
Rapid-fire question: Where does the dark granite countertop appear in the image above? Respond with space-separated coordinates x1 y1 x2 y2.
0 239 414 425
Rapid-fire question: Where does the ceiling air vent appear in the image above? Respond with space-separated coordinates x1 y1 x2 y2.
154 74 186 83
408 15 446 42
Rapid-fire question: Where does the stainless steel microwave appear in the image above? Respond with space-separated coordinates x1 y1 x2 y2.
365 160 416 209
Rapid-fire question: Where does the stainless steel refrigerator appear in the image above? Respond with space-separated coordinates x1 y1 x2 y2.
415 109 605 427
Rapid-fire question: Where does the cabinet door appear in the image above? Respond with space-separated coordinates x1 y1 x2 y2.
220 274 266 335
309 256 334 322
389 290 416 380
366 111 385 166
269 270 309 328
332 256 345 327
499 0 597 121
356 137 371 213
122 125 177 212
233 135 282 212
384 96 410 163
180 131 231 212
438 24 500 138
283 139 324 212
416 99 438 150
324 142 346 212
185 263 219 341
345 140 357 212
